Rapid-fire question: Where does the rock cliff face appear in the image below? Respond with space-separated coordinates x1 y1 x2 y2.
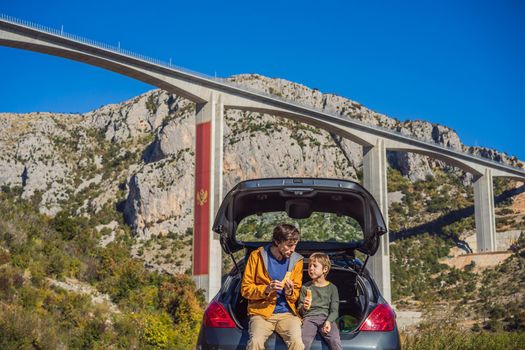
0 74 522 272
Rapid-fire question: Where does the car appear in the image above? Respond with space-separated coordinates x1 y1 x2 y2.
197 178 401 350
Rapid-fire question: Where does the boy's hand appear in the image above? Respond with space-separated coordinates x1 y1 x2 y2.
321 321 331 334
265 280 284 294
303 296 312 310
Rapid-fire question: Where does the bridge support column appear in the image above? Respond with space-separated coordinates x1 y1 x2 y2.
193 92 224 302
363 138 391 303
473 168 496 252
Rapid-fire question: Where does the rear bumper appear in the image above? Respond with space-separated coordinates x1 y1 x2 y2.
339 328 401 349
197 327 248 350
197 327 303 350
197 326 401 350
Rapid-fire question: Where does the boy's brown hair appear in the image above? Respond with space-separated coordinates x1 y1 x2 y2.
309 252 331 276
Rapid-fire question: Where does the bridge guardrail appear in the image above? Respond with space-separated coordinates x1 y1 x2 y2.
1 14 523 175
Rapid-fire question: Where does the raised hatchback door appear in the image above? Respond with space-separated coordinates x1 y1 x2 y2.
213 178 387 256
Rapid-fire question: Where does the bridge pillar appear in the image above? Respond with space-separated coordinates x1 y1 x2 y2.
362 138 391 304
193 92 224 302
473 168 496 252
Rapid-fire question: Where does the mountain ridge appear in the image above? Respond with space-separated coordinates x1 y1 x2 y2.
0 74 523 274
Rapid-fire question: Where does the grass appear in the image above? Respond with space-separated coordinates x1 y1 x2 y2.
401 326 525 350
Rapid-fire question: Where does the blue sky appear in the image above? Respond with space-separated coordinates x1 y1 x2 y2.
1 0 524 160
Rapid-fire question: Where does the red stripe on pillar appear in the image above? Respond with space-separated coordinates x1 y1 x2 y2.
193 121 211 275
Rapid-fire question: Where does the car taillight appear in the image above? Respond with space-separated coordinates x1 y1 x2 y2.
359 304 396 332
203 301 236 328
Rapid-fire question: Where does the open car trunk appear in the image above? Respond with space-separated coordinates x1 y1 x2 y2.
214 178 387 258
227 261 369 335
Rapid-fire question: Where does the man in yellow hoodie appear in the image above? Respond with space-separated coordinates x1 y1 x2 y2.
241 223 304 350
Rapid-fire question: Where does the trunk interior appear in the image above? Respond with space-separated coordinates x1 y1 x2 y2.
228 264 368 334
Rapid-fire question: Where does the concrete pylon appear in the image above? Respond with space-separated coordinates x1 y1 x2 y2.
473 168 496 252
362 138 391 304
193 92 224 302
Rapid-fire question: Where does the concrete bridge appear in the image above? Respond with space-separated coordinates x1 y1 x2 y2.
1 14 524 303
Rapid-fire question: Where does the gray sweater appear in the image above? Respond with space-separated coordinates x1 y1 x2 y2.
298 281 339 323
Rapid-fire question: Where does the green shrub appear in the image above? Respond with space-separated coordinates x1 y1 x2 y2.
146 94 158 114
130 312 177 349
159 276 205 347
0 305 60 350
0 248 10 265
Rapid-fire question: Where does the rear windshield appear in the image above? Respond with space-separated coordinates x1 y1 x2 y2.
236 212 363 243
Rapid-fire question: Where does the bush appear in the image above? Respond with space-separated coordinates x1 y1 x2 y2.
0 266 24 302
52 211 81 241
158 276 205 348
69 317 106 349
130 312 177 349
0 248 10 265
0 305 60 350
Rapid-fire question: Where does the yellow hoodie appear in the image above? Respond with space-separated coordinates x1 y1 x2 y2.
241 245 303 319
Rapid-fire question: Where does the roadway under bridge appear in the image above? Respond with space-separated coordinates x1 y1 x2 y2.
2 14 524 303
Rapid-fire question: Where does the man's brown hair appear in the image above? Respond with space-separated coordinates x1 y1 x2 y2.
272 223 300 245
309 252 331 276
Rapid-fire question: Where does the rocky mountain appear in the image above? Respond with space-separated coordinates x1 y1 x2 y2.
0 74 523 273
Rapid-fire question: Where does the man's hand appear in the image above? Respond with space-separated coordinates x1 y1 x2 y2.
321 321 331 334
284 279 294 296
265 280 284 295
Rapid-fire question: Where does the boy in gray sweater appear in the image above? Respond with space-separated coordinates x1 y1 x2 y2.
298 252 342 350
